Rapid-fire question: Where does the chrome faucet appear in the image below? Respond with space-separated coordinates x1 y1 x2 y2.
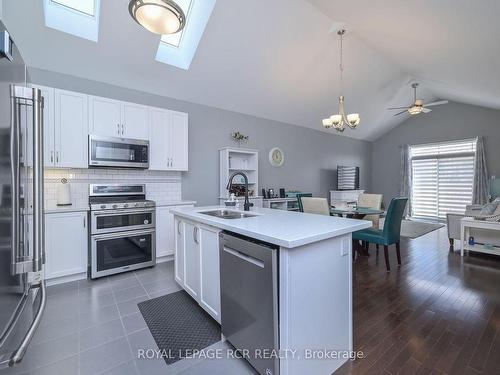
226 172 253 211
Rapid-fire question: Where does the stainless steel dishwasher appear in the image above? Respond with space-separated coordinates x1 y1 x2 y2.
219 231 279 375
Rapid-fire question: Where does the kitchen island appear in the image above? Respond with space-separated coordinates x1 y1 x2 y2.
170 206 371 375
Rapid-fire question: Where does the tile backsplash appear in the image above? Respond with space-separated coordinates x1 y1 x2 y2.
44 169 182 208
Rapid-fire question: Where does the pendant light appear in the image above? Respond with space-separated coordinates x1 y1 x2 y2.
129 0 186 35
322 29 360 132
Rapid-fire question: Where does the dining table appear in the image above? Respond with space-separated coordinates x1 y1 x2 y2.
330 206 385 258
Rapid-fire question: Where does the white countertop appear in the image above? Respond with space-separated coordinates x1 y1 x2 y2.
45 205 90 214
154 200 197 207
170 205 371 248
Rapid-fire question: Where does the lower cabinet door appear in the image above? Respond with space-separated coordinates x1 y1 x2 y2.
156 206 175 258
45 212 88 280
183 222 200 299
174 218 185 285
199 225 221 323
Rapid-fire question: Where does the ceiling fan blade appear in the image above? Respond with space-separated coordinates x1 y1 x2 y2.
422 107 432 113
387 106 409 110
393 110 408 116
424 100 449 107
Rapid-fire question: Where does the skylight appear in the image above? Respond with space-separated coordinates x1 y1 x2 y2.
43 0 100 42
160 0 192 47
51 0 95 17
156 0 216 70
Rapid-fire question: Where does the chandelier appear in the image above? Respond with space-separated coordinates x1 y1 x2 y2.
322 30 360 132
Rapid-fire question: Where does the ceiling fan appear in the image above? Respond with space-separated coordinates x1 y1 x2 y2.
387 83 448 116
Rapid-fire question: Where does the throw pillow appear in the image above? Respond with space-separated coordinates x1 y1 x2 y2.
486 204 500 222
480 202 499 215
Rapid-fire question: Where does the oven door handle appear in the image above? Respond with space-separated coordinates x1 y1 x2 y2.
91 228 156 241
91 208 156 217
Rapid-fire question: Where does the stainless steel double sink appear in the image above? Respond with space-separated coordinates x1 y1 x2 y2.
200 209 258 219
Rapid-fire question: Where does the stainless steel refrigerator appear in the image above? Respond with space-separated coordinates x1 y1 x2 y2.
0 20 46 369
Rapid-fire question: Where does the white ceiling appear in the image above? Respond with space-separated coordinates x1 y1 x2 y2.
2 0 499 141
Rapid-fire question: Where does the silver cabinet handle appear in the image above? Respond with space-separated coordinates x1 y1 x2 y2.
56 151 59 164
83 216 86 228
50 150 54 163
121 124 124 135
117 123 120 135
177 220 182 235
193 226 199 244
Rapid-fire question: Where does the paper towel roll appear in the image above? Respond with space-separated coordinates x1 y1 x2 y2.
57 178 72 206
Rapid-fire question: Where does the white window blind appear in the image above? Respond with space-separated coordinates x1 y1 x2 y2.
410 139 476 221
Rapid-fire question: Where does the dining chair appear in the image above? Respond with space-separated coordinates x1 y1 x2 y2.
352 197 408 271
296 193 313 212
301 197 330 216
358 193 383 229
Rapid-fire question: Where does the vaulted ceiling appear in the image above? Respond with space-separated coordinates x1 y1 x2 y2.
2 0 499 141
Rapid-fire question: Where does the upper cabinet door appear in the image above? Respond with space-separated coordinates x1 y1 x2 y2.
170 111 188 171
122 102 149 140
54 89 88 168
149 108 171 171
89 96 122 138
39 86 55 167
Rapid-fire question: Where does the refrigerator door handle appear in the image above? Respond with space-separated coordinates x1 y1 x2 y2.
7 87 47 368
9 86 21 275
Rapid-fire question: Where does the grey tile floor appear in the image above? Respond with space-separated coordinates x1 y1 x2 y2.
5 261 257 375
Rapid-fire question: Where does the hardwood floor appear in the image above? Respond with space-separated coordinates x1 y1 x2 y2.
337 227 500 375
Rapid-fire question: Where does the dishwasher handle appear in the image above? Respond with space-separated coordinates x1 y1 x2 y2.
223 246 265 268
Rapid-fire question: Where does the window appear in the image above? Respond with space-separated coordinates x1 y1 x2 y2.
50 0 96 16
44 0 100 42
160 0 192 47
410 139 476 221
156 0 216 70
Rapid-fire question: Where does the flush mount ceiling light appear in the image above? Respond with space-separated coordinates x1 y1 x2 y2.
129 0 186 35
322 29 360 133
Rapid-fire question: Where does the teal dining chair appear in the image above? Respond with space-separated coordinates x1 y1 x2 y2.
296 193 313 212
352 197 408 271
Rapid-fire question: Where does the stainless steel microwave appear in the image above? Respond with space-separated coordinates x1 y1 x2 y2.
89 135 149 169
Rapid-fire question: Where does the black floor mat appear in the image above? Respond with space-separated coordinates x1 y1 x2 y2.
138 290 221 365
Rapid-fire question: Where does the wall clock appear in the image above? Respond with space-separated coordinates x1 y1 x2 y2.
269 147 284 167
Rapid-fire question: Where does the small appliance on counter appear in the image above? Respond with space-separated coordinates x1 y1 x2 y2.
56 178 72 206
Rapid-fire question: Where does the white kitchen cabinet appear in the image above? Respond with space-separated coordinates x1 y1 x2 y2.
26 85 54 167
170 111 189 170
174 218 221 323
174 218 185 285
31 86 88 168
122 102 149 140
183 221 200 299
156 205 195 259
90 96 148 140
149 108 188 171
198 225 221 322
44 211 88 280
54 89 88 168
89 96 122 138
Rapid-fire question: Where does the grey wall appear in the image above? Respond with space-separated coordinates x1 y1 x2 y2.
29 68 372 206
372 101 500 206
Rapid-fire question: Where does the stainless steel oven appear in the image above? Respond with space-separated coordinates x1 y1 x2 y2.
89 184 156 279
91 229 155 279
89 135 149 169
91 208 155 235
